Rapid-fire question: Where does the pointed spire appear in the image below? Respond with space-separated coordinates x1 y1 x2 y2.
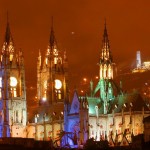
49 16 56 48
5 12 12 44
103 19 109 44
104 19 108 36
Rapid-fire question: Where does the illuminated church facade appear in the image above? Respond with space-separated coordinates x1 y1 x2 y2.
0 20 27 137
25 21 70 141
0 18 149 148
63 23 150 147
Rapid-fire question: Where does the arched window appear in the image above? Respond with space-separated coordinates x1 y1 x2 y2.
11 88 17 97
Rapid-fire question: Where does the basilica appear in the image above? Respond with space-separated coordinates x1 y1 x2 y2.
0 18 149 148
64 23 150 147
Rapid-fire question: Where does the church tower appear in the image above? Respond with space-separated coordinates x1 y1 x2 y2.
37 20 69 109
94 22 114 114
99 22 113 80
0 18 27 137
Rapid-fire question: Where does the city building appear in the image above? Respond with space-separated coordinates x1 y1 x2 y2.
0 18 149 149
26 20 70 142
0 19 27 137
132 51 150 73
64 23 150 148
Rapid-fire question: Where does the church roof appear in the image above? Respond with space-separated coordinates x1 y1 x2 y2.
69 91 80 114
86 92 149 116
87 97 101 115
109 92 149 113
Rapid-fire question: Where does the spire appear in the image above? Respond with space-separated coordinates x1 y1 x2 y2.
103 19 109 45
104 19 108 36
49 17 56 48
5 12 13 44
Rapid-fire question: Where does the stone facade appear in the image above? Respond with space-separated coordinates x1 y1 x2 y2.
0 20 27 137
0 19 149 149
64 23 150 148
143 115 150 142
26 21 69 145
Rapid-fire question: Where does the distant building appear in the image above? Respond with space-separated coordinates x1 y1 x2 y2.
136 51 142 68
132 51 150 73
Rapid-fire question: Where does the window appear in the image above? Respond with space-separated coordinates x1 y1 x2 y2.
58 90 61 99
11 88 17 97
16 110 18 123
55 89 62 100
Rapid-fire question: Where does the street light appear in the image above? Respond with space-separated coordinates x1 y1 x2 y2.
95 76 99 79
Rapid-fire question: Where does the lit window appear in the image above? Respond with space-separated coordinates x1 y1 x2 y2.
14 88 17 97
11 88 17 97
58 90 61 99
10 54 13 61
54 57 57 64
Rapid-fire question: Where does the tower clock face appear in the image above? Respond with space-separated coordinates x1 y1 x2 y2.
10 77 17 87
54 79 62 89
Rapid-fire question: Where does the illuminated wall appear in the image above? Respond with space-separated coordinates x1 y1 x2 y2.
0 19 27 137
37 24 69 106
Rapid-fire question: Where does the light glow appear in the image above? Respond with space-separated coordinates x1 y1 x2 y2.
83 78 87 82
42 97 47 101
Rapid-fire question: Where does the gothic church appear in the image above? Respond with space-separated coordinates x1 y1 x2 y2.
0 18 149 149
0 19 27 137
63 23 150 147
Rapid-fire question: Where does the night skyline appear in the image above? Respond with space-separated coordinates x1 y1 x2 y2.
0 0 150 101
0 1 149 147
